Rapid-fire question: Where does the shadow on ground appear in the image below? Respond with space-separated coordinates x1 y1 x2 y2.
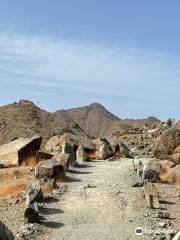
40 207 64 215
41 221 64 229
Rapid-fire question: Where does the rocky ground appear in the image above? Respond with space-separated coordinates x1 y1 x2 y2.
39 159 180 240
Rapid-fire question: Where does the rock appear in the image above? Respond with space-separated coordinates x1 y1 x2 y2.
156 211 170 219
34 159 64 179
144 183 159 209
0 136 42 168
52 152 70 171
62 142 76 166
15 223 44 240
110 141 131 158
158 222 167 228
45 135 62 153
45 133 94 155
0 220 14 240
76 145 86 163
172 145 180 164
0 166 35 182
25 181 43 206
24 203 40 224
142 159 161 182
99 143 109 160
40 178 55 195
152 127 180 163
160 161 180 184
131 180 144 187
132 158 142 171
92 138 112 160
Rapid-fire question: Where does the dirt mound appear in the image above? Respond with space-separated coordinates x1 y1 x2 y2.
0 99 85 147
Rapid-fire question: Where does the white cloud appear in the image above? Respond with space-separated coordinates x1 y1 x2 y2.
0 31 179 118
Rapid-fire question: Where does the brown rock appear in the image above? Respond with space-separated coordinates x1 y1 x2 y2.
34 159 64 179
76 145 86 163
92 138 112 160
52 152 70 171
144 183 159 209
152 127 180 163
0 136 42 168
62 142 76 166
25 181 43 206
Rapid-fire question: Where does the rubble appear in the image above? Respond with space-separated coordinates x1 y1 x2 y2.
15 223 44 240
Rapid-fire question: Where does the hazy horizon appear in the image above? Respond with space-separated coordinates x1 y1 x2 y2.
0 1 180 120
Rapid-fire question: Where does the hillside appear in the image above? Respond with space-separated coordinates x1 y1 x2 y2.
55 103 160 137
0 99 85 146
55 103 120 137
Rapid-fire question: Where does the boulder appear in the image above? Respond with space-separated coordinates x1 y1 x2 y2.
40 178 55 195
0 221 14 240
34 159 64 179
142 159 161 182
172 145 180 164
76 145 86 163
45 133 94 155
52 152 70 171
24 203 40 224
0 166 34 182
0 136 42 168
119 143 131 158
92 138 112 160
109 140 131 158
45 135 62 154
25 181 43 206
160 161 180 184
99 143 109 160
62 142 76 166
144 183 159 209
152 127 180 163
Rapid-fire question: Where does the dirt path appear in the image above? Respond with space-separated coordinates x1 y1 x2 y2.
43 159 156 240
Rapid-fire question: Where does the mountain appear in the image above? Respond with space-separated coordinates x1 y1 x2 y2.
0 99 85 146
55 103 120 137
55 103 161 138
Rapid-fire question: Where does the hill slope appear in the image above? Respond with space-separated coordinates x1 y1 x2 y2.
55 103 160 138
55 103 120 137
0 99 85 146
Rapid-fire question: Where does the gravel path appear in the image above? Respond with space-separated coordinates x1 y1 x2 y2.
44 159 153 240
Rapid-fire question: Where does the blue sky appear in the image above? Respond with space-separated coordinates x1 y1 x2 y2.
0 0 180 119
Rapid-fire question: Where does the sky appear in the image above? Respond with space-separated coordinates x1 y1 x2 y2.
0 0 180 120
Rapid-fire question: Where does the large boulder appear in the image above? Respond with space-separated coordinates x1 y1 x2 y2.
92 138 112 160
62 142 76 166
52 152 70 171
152 127 180 163
25 181 43 206
76 145 86 163
45 133 94 155
44 135 62 154
0 221 14 240
34 159 64 179
142 159 161 182
160 161 180 184
0 136 42 168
